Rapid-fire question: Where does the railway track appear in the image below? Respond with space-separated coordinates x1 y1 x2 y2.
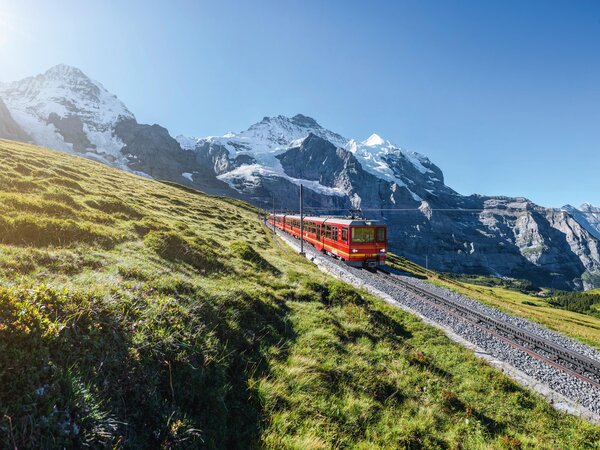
376 269 600 389
268 222 600 416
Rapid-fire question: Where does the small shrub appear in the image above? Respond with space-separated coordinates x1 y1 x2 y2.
500 435 522 449
231 241 280 274
117 266 150 281
326 281 365 307
0 215 121 248
521 300 538 307
49 177 87 193
133 217 168 236
144 230 222 273
85 198 143 219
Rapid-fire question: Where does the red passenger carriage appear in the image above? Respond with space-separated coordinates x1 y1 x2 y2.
269 214 387 268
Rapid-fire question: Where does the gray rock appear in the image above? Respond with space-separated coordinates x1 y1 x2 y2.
0 97 29 141
47 112 95 152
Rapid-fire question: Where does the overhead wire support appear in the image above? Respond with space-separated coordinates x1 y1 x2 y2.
299 184 305 256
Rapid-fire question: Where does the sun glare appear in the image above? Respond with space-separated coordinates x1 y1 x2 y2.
0 12 9 47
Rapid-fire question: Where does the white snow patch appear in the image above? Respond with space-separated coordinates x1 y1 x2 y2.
363 133 385 147
0 64 133 166
217 164 347 197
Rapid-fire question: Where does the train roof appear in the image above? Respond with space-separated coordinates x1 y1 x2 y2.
272 214 386 227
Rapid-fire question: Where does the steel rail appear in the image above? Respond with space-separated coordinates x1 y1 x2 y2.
377 270 600 387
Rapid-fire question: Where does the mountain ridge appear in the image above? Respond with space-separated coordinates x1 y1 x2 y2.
1 64 599 290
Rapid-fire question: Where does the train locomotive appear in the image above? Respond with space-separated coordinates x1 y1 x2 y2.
269 214 387 268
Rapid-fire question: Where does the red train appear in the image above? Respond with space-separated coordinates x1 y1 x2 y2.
269 214 387 268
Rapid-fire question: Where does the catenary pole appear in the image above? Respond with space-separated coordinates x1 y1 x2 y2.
300 184 304 255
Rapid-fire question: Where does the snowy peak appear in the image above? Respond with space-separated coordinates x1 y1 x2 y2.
0 64 134 162
43 64 92 83
244 114 348 148
0 64 133 123
580 203 599 212
177 114 349 157
289 113 321 128
363 133 385 146
562 203 600 241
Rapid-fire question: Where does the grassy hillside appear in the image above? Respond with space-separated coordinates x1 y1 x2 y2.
387 254 600 350
1 140 599 448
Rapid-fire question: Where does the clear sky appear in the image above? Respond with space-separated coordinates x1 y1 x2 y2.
1 0 599 207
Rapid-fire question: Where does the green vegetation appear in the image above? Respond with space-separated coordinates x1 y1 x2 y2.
387 253 600 350
441 272 539 295
1 140 599 448
548 292 600 318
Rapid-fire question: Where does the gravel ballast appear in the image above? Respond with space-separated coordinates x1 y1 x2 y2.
269 224 600 423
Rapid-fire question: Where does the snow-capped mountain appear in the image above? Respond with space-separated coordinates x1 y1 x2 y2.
0 64 133 168
0 64 235 195
562 204 600 241
1 64 599 290
177 114 353 198
175 114 456 207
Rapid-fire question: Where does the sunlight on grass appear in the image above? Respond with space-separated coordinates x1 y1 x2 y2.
0 140 598 448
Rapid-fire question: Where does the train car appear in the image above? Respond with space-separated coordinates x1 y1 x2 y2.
269 214 387 268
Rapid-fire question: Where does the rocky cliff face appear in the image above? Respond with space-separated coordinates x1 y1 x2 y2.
0 97 29 141
562 204 600 241
1 65 599 290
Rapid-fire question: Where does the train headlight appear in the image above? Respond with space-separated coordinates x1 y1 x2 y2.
380 249 386 253
351 249 358 253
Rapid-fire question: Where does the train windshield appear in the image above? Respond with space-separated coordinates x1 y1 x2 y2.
351 227 386 243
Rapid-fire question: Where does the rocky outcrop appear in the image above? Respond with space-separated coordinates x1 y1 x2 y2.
0 97 29 141
562 204 600 241
47 112 95 152
114 119 235 196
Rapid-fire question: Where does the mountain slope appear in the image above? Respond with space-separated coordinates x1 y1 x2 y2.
1 140 599 447
0 97 29 141
0 65 234 197
2 64 599 290
0 64 133 162
563 203 600 241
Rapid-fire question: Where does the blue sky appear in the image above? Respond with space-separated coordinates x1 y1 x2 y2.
1 0 599 207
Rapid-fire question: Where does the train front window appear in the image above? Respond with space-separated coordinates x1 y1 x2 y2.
351 227 375 243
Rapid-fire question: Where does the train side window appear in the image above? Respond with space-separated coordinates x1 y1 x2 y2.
376 227 386 242
332 227 338 241
342 227 348 242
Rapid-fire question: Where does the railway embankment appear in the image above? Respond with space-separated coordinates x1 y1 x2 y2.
270 224 600 424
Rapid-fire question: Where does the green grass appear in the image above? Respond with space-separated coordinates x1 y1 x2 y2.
0 140 599 448
387 253 600 350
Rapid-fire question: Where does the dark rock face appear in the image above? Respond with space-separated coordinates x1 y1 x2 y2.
0 98 29 141
389 197 597 290
290 114 321 128
47 113 95 152
563 204 600 241
277 134 420 211
114 119 235 196
192 141 234 175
